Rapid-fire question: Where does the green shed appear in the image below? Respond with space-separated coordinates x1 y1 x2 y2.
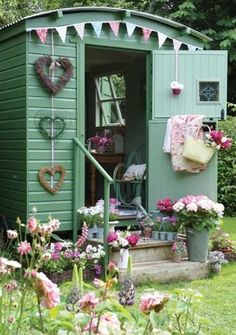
0 7 227 238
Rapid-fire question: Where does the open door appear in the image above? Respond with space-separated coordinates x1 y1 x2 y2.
148 50 227 211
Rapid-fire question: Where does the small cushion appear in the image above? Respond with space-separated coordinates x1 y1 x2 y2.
122 164 146 181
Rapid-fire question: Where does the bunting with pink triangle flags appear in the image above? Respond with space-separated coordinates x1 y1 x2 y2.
142 27 152 41
74 23 85 39
36 28 48 44
109 21 120 37
55 26 67 43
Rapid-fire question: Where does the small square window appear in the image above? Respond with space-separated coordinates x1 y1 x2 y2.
199 81 219 102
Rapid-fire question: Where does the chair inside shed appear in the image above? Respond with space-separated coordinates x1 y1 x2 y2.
85 46 147 215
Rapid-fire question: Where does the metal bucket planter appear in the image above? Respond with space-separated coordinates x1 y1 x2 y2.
152 231 160 240
186 227 209 262
88 224 98 239
159 231 166 241
166 232 176 241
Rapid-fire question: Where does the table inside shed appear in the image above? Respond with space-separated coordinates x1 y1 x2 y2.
89 152 123 205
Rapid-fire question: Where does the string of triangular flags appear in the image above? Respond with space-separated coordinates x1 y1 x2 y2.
29 21 202 51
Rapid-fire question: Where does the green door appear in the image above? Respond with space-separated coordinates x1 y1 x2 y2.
148 50 227 211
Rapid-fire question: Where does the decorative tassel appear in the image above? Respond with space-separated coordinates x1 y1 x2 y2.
76 223 88 247
118 255 135 305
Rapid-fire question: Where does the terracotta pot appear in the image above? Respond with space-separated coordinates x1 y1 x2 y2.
144 226 152 239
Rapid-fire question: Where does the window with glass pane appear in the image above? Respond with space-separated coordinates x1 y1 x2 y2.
95 74 126 127
199 81 219 102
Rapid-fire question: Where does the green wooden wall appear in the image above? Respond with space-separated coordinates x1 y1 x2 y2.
27 29 77 230
152 51 227 119
0 33 27 224
148 120 218 212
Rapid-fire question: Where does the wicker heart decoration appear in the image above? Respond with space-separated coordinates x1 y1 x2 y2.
38 165 65 193
34 56 73 95
38 116 66 140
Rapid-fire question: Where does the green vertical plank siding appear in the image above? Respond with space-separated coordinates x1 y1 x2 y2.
0 33 27 224
148 120 217 212
27 29 77 230
152 51 227 119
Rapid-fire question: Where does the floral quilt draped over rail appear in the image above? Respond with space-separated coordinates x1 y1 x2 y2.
163 114 205 173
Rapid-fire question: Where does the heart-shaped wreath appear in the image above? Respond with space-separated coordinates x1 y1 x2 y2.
38 165 66 193
34 56 73 95
38 116 66 140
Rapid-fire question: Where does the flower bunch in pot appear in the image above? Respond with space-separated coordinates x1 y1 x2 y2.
156 197 179 240
107 229 140 269
173 194 224 262
136 214 155 239
171 240 187 262
89 132 113 153
208 250 228 273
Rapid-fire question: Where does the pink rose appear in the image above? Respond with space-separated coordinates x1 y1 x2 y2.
107 231 118 243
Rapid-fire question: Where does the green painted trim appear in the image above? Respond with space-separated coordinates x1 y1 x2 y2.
145 52 152 209
103 179 110 267
26 32 29 220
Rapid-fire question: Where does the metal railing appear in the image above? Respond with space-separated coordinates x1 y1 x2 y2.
73 137 113 266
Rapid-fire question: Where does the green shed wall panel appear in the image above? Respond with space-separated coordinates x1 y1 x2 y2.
0 33 27 223
148 120 217 212
27 30 77 230
152 51 227 119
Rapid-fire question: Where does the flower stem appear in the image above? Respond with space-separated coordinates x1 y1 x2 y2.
37 294 46 333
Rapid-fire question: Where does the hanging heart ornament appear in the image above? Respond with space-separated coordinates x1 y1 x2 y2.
38 165 66 193
34 56 73 95
38 116 66 140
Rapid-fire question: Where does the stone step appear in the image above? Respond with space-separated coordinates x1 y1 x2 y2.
118 259 210 284
109 239 174 264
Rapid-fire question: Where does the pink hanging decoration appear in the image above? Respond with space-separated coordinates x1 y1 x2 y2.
76 223 88 247
109 22 120 37
36 29 48 44
142 27 152 41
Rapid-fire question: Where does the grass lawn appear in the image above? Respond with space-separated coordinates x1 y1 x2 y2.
136 217 236 335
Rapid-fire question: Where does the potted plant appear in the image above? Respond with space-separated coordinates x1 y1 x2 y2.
171 240 187 262
107 230 140 269
208 250 228 273
156 197 179 240
170 81 184 95
210 229 236 261
89 133 113 153
173 195 224 262
137 216 155 239
77 205 103 238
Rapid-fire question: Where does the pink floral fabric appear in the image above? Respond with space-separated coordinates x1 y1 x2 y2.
169 115 205 173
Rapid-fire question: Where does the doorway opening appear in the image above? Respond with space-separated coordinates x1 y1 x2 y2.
85 46 147 210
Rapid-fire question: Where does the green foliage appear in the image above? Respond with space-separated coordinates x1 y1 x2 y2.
217 117 236 216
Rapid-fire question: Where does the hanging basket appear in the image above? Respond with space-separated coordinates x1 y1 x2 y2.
183 126 216 165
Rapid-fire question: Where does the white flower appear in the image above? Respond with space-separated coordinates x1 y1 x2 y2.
173 201 185 212
170 81 184 90
186 202 198 212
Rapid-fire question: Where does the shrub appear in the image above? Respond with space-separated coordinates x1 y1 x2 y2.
218 117 236 215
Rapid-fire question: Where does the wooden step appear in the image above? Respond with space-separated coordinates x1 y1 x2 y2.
118 260 210 284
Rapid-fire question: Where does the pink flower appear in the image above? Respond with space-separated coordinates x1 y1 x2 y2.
34 272 60 309
126 234 139 247
186 202 198 212
48 219 60 231
156 197 175 213
17 241 31 255
139 291 169 314
78 292 99 312
27 217 38 233
107 231 118 243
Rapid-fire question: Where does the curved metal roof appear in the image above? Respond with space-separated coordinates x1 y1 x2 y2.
0 6 211 42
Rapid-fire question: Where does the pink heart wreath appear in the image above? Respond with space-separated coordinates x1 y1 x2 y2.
34 56 73 95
